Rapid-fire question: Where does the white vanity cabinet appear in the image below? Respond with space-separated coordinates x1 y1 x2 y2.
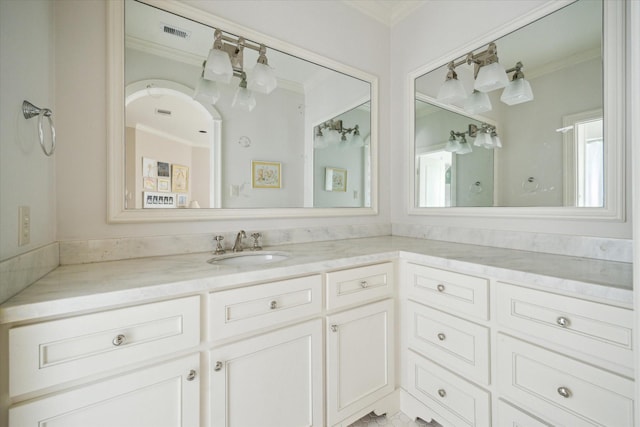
9 354 200 427
325 263 395 427
210 319 323 427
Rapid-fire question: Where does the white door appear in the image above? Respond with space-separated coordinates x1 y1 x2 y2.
210 319 323 427
326 299 395 425
9 354 200 427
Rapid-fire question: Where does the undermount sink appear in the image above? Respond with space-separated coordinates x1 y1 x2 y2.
207 251 290 266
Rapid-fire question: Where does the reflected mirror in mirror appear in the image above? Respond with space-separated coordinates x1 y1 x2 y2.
124 0 371 210
414 0 604 208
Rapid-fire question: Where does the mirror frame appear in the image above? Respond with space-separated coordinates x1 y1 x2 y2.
107 0 379 222
407 0 625 221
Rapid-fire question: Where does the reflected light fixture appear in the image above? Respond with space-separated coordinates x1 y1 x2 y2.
232 72 256 112
200 29 278 111
500 61 534 105
314 120 363 149
436 42 533 113
447 123 502 153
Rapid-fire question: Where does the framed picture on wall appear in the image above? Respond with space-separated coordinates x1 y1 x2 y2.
157 161 170 178
171 164 189 193
142 157 157 177
143 176 156 191
157 178 171 192
143 191 177 208
325 167 347 192
177 194 188 208
252 161 281 189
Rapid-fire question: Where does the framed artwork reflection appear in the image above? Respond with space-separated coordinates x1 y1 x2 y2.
172 164 189 193
325 167 347 192
252 161 281 189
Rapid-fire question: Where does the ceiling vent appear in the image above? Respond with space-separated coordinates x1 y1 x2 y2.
162 23 190 40
155 109 172 116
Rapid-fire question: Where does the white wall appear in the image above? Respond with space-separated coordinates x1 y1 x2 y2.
53 0 390 242
390 0 631 239
0 0 56 261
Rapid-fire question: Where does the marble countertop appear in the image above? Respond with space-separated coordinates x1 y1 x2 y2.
0 236 633 324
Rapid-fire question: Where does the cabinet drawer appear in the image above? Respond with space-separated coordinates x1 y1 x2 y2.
407 351 490 427
496 282 633 371
407 301 489 385
326 262 393 310
497 400 553 427
407 263 489 320
496 334 634 427
9 296 200 397
209 275 322 340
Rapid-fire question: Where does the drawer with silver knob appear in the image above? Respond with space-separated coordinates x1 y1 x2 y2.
326 262 394 310
208 275 322 340
496 334 634 427
407 301 490 385
9 295 200 397
407 350 490 427
406 263 489 320
496 282 633 374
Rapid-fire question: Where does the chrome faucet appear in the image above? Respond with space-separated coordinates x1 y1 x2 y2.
232 230 246 252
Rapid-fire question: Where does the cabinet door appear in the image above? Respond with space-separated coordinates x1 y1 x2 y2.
210 319 323 427
327 299 395 426
9 354 200 427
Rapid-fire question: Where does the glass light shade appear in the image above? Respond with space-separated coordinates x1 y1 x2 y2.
474 62 509 92
193 77 220 105
248 63 277 94
204 48 233 84
437 78 467 104
314 133 328 149
324 129 341 145
500 77 534 105
232 86 256 112
473 131 492 148
464 90 492 114
445 136 461 152
457 140 473 154
351 132 364 147
492 134 502 148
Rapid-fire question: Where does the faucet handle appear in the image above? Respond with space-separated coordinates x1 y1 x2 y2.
214 235 225 255
250 233 262 251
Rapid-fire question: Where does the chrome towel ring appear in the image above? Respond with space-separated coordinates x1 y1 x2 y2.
22 100 56 157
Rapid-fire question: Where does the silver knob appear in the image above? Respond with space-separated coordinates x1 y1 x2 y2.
330 324 339 332
557 386 572 398
186 369 197 381
437 389 446 398
270 300 277 310
556 316 570 327
437 284 445 292
437 333 446 341
360 281 368 288
112 334 126 346
214 361 223 372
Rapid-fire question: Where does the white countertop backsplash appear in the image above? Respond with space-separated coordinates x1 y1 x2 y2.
0 236 632 324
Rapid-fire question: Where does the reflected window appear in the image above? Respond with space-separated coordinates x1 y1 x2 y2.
417 150 452 207
576 118 604 207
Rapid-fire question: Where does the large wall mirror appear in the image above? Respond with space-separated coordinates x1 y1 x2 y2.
409 0 625 220
108 0 378 222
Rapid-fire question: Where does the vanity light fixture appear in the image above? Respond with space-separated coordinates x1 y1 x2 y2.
202 29 278 110
437 42 533 113
314 120 363 149
446 123 501 154
193 62 221 106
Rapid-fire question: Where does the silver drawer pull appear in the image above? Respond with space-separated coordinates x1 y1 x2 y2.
330 324 339 333
270 300 277 310
360 281 368 288
437 389 446 398
186 369 197 381
557 386 572 398
437 333 446 341
436 284 445 292
214 361 223 372
112 334 126 346
556 316 570 327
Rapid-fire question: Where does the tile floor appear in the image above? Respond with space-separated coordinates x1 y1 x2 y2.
349 411 442 427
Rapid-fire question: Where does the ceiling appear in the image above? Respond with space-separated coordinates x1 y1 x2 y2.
342 0 428 27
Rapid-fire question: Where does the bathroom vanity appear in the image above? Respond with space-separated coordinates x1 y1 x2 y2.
0 236 632 426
